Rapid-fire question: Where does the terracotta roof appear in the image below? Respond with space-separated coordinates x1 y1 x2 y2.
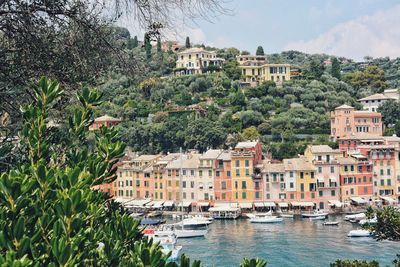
335 104 354 110
200 149 223 160
217 151 231 161
94 115 121 122
166 153 201 169
308 145 337 154
358 93 395 101
236 141 259 149
337 157 356 165
338 133 383 140
354 110 382 117
135 155 159 161
283 157 314 171
262 163 285 173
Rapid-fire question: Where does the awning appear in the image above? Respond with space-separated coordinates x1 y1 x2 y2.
317 178 324 182
197 201 210 207
209 206 240 212
350 197 367 204
145 201 154 207
239 202 253 209
277 202 289 207
214 202 238 208
177 201 192 208
129 199 151 207
163 201 174 207
380 196 397 204
254 202 264 208
328 200 342 208
264 202 276 207
291 202 315 207
152 201 164 208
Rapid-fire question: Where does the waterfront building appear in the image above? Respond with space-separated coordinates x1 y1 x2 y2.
337 154 374 203
236 54 291 86
175 47 224 75
231 141 263 205
283 157 317 209
214 151 232 202
151 154 180 201
262 162 286 203
304 145 341 209
89 114 121 130
330 104 383 140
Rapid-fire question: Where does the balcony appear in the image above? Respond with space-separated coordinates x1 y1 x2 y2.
252 173 262 180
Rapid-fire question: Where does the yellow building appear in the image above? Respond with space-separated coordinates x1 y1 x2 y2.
237 55 290 86
231 150 254 202
175 47 224 75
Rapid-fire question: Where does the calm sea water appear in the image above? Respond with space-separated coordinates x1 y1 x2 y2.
175 215 399 267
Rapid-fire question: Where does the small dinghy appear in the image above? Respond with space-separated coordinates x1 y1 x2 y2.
323 221 339 226
309 216 326 221
249 216 283 223
347 229 372 237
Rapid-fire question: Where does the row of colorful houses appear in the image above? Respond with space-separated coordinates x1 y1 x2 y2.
95 135 400 210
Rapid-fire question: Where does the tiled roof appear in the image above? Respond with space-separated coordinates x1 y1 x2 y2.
200 149 223 159
94 115 121 122
217 151 231 161
236 141 259 149
166 153 201 169
262 163 285 173
358 93 395 101
309 145 337 153
335 104 354 110
283 157 314 171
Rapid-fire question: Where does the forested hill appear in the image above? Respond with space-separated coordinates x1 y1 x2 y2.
94 29 399 160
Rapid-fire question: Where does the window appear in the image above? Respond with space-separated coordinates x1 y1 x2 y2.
266 193 270 199
204 193 209 200
183 192 186 199
221 181 226 190
235 160 240 167
191 192 194 199
350 188 354 195
300 172 304 179
319 191 323 197
216 171 220 177
387 169 391 175
363 176 367 182
350 165 354 172
208 170 212 177
182 181 186 188
235 192 238 199
235 181 238 189
236 169 240 177
317 155 322 161
136 180 140 187
290 182 294 189
199 170 203 177
242 192 247 199
245 169 250 176
387 179 391 186
331 190 335 196
301 193 304 199
242 181 247 189
130 180 133 187
245 160 249 167
330 166 335 173
380 169 384 176
344 166 348 172
227 171 231 177
255 192 260 199
318 167 322 173
190 181 195 188
191 170 194 176
300 183 304 192
290 171 294 178
182 170 186 176
290 193 294 199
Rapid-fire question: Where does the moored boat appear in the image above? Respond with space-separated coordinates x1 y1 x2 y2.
323 221 339 226
309 216 326 221
302 211 328 218
174 228 208 238
359 217 377 225
249 216 283 223
344 213 365 221
347 229 372 237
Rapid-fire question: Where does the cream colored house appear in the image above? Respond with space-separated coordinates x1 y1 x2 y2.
175 47 224 75
236 55 291 86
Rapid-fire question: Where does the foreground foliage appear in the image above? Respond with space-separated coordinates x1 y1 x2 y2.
0 77 267 266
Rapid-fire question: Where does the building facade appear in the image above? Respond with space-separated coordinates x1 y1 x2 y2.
175 47 224 75
330 104 383 140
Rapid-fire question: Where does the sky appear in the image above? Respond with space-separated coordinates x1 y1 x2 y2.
119 0 400 61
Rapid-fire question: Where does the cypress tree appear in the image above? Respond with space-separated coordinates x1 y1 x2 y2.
331 57 341 79
256 46 264 56
157 36 162 53
132 35 138 48
185 36 190 48
144 33 152 59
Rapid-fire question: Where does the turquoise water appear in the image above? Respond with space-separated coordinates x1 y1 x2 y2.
176 215 399 267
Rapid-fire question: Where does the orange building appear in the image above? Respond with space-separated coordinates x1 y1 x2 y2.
214 151 232 202
330 105 382 140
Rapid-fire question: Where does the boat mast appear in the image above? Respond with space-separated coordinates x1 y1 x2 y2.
179 147 184 229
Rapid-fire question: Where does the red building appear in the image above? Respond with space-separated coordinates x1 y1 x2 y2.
90 115 122 130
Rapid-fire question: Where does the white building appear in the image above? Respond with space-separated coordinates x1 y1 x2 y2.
175 47 224 75
358 90 399 112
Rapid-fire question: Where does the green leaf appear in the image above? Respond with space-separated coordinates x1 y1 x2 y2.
13 217 25 241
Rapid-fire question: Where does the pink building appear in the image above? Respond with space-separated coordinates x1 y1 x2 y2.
90 114 121 130
330 105 383 140
214 151 233 203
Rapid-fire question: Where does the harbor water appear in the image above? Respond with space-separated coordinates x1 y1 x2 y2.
175 215 399 267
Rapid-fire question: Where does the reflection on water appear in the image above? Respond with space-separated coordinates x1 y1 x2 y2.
177 215 399 267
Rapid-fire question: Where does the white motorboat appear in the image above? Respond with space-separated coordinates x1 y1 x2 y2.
249 216 283 223
302 211 328 218
245 211 273 218
323 221 339 226
176 217 212 227
344 213 365 221
347 229 372 237
174 228 208 238
161 243 182 261
309 216 326 221
280 214 294 218
359 217 377 225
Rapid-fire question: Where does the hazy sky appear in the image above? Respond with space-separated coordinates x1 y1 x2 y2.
120 0 400 61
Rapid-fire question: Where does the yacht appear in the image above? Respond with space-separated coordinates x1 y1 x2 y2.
344 213 365 221
249 216 283 223
302 210 328 218
347 229 372 237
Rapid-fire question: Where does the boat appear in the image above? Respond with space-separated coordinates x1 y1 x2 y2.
245 211 272 218
175 218 212 227
144 228 182 261
359 217 377 225
140 219 165 225
209 206 241 219
302 211 328 218
161 243 182 262
323 221 339 226
280 214 294 218
249 216 283 223
344 213 365 221
347 229 372 237
174 228 208 238
309 216 326 221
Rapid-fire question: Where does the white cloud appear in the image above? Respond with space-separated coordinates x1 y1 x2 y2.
284 5 400 60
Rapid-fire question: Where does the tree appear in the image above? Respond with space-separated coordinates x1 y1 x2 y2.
307 59 325 79
0 77 265 266
157 36 162 53
256 46 265 56
241 126 260 141
132 35 139 48
144 32 152 59
330 259 379 267
365 207 400 241
344 66 388 93
331 57 341 79
223 60 242 80
377 100 400 127
185 36 191 48
184 119 227 152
